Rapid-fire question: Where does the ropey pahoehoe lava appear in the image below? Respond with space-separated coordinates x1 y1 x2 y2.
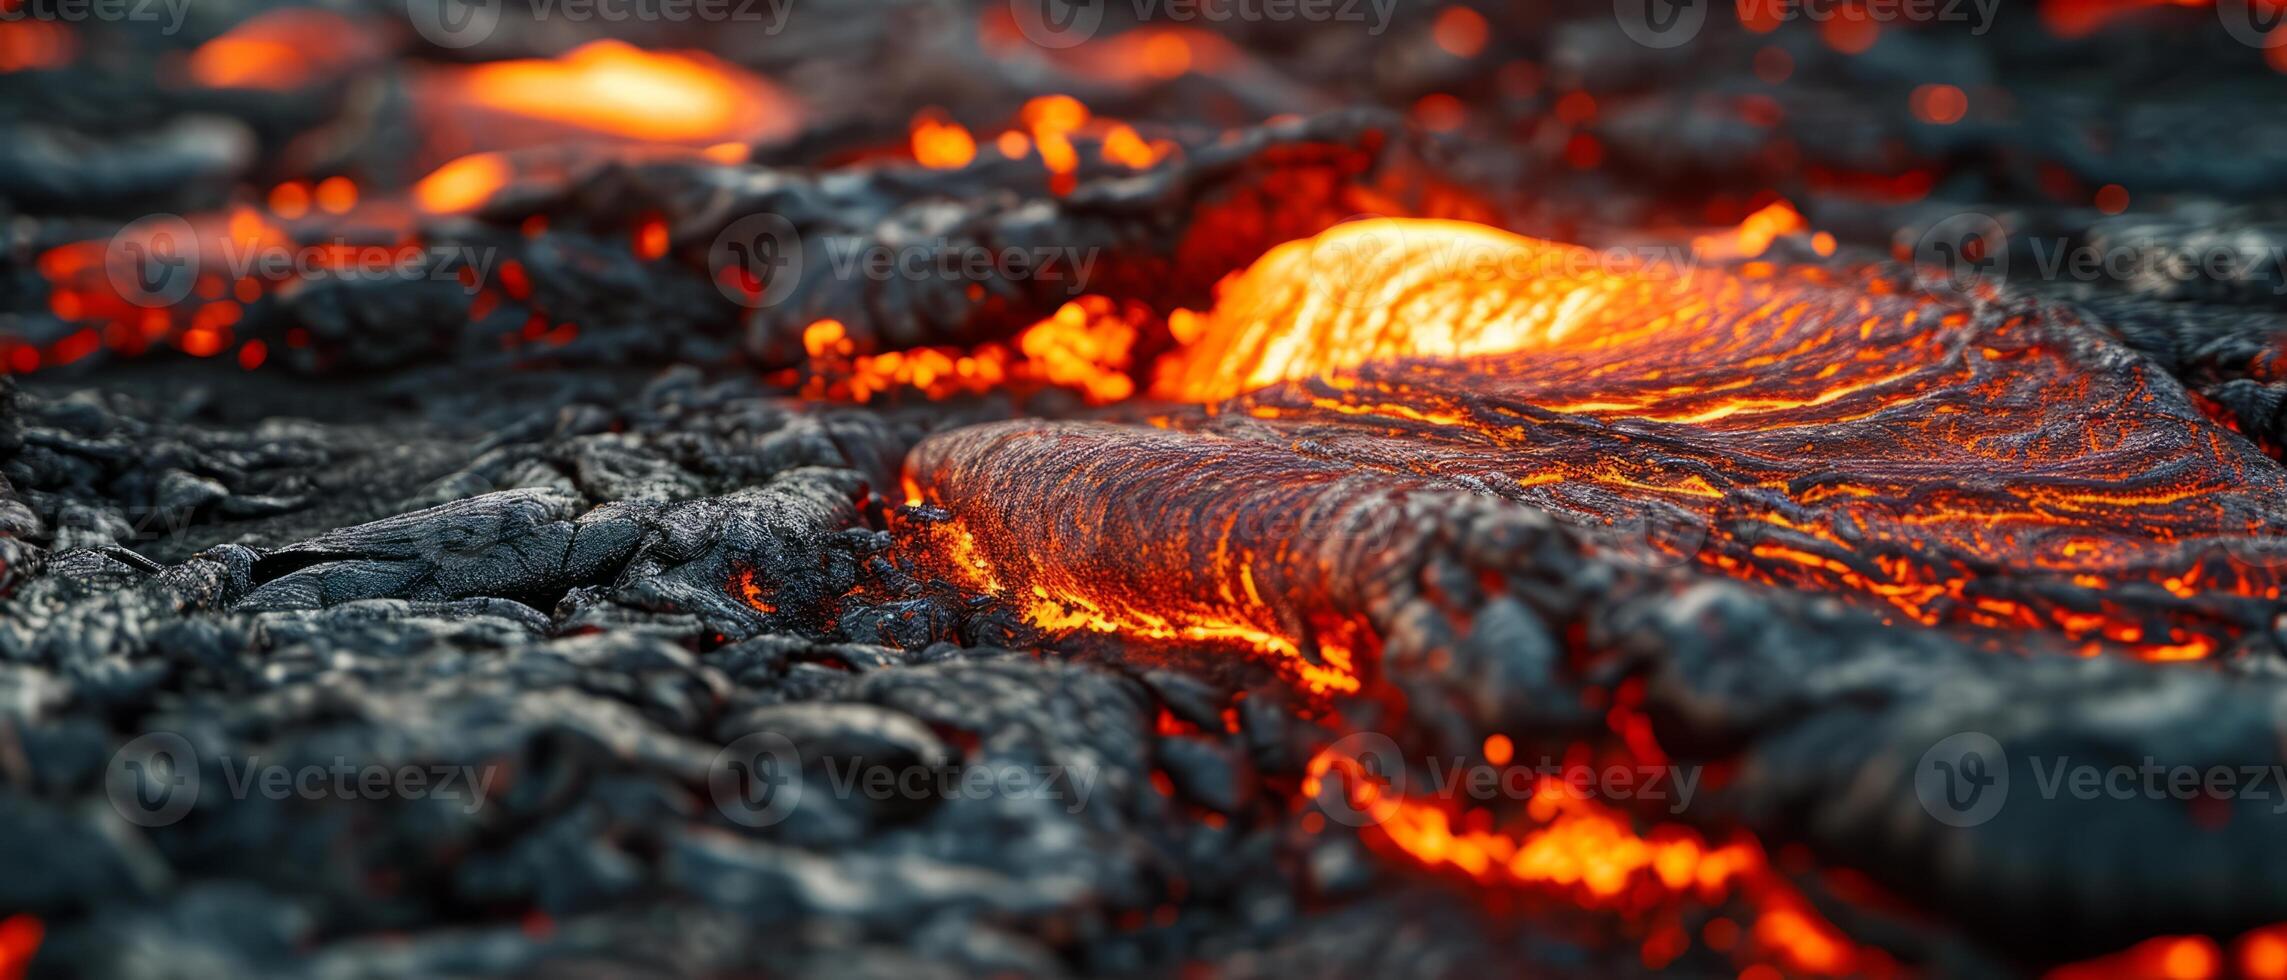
910 217 2287 672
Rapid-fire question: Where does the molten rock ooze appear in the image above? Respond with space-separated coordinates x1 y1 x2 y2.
924 219 2287 662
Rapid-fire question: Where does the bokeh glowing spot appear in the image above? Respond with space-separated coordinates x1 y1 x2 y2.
1432 6 1489 58
1910 83 1968 124
189 9 370 89
2095 183 2131 215
414 152 512 214
911 111 978 169
450 41 797 145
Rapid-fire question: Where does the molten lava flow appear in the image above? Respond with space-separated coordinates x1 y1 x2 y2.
901 215 2287 974
1123 217 2287 657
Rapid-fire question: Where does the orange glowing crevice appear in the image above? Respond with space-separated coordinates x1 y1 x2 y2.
797 297 1145 405
734 568 778 614
1305 749 1890 975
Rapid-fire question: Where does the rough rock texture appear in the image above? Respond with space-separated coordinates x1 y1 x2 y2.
9 1 2287 977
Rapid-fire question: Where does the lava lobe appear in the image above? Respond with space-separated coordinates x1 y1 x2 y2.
910 218 2287 678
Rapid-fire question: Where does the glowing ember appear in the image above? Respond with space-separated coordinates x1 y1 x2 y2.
798 297 1143 405
911 111 978 170
29 207 292 363
414 152 512 214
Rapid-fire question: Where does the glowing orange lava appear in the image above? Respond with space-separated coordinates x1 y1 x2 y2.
187 8 374 90
910 112 978 169
414 152 512 214
1117 217 2287 657
1307 748 1890 975
900 216 2287 978
441 41 798 146
797 297 1144 405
